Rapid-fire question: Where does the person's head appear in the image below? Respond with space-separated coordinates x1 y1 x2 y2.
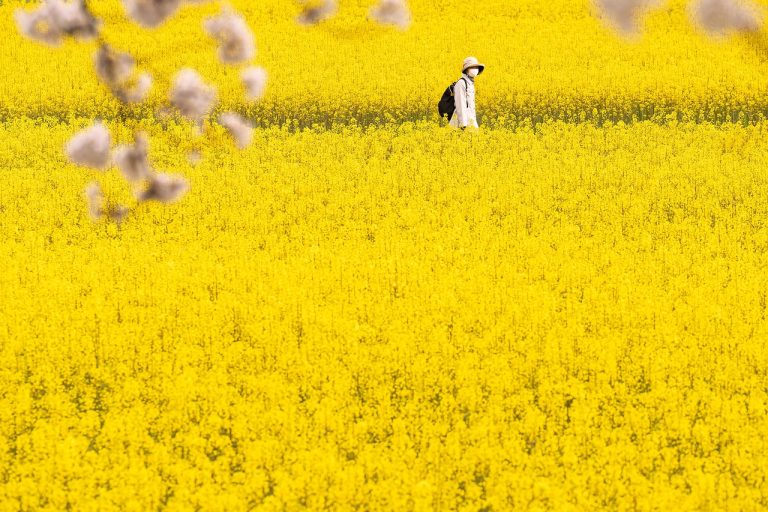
462 56 485 78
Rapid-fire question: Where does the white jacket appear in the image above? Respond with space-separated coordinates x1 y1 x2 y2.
449 73 478 129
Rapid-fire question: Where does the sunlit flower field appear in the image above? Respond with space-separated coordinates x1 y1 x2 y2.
2 0 768 509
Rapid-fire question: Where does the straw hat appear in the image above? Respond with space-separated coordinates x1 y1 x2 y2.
462 56 485 74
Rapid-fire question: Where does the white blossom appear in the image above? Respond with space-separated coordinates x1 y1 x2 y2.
121 0 181 28
85 182 129 223
114 133 151 182
65 122 111 170
137 172 189 203
15 0 100 46
219 112 253 149
188 149 202 166
593 0 665 37
170 69 217 121
94 45 135 85
15 6 62 45
94 46 152 103
370 0 411 29
114 73 153 104
107 205 130 224
51 0 100 38
84 182 104 220
689 0 762 37
296 0 337 25
241 67 268 102
203 11 255 64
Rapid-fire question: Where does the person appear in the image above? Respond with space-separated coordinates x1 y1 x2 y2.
449 56 485 130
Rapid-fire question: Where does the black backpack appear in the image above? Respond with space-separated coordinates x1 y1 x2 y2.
437 77 468 121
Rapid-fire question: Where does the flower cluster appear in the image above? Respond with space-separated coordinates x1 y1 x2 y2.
66 122 188 223
296 0 413 28
14 0 100 46
14 0 269 223
369 0 412 29
594 0 762 38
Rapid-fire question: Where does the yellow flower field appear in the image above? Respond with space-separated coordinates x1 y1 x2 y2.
2 0 768 510
4 0 768 125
